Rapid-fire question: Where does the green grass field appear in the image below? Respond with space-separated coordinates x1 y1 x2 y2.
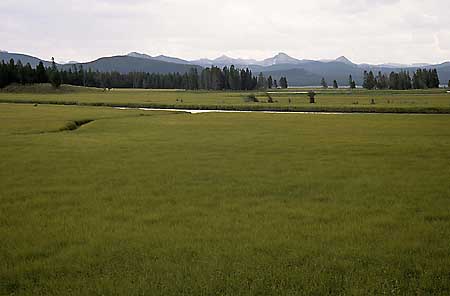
1 102 450 295
1 84 450 113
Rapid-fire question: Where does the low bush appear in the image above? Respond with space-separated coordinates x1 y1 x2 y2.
243 94 258 102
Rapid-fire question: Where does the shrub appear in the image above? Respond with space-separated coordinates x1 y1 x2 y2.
307 91 316 104
243 94 259 102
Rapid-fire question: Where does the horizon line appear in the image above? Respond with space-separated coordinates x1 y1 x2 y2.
1 49 449 66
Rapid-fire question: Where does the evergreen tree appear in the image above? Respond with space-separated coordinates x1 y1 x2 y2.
188 68 199 90
0 60 7 88
228 65 240 90
362 71 368 89
240 69 247 90
222 66 230 89
411 68 440 89
320 77 328 88
245 68 253 90
431 69 440 88
362 71 377 90
364 71 377 90
376 71 389 89
389 72 399 90
8 59 17 83
398 70 412 90
307 90 316 104
333 80 338 89
279 77 288 88
412 70 422 89
348 74 356 88
257 72 267 89
49 57 61 88
267 75 273 89
16 60 25 84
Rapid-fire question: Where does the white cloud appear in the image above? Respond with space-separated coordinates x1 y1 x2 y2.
1 0 449 64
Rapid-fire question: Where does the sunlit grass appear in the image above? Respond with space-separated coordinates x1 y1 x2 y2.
1 103 450 295
1 84 450 112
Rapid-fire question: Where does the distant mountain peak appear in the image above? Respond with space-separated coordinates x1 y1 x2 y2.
214 55 233 62
335 56 354 65
264 52 301 66
127 52 153 59
154 54 192 64
127 52 191 65
197 55 259 66
275 52 290 57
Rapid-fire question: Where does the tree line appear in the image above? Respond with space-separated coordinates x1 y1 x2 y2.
0 58 289 90
2 58 443 91
362 69 440 90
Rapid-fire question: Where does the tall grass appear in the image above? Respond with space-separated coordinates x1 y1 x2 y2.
1 104 450 294
1 84 450 114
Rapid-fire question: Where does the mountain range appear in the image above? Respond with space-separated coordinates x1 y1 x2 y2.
1 50 449 86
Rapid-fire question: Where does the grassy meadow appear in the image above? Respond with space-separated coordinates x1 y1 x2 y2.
1 84 450 113
1 101 450 295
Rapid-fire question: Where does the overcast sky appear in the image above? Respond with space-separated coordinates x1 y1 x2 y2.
1 0 449 64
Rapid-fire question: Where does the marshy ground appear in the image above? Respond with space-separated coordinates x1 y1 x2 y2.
1 88 450 294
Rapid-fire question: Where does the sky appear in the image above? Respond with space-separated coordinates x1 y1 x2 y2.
1 0 449 64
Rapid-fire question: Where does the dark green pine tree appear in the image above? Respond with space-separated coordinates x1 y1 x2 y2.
362 71 368 89
267 75 273 89
8 59 17 83
364 71 376 90
389 72 399 89
307 90 316 104
412 70 422 89
279 76 288 88
376 72 388 89
245 68 253 90
348 74 356 89
431 69 440 88
257 72 267 90
0 60 7 88
49 57 61 88
222 66 229 90
369 71 376 90
189 68 199 90
16 60 26 84
240 69 247 90
320 77 328 88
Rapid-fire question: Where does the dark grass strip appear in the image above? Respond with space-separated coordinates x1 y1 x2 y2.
59 119 94 131
1 98 450 114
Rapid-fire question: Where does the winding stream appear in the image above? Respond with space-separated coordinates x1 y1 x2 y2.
115 107 350 115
